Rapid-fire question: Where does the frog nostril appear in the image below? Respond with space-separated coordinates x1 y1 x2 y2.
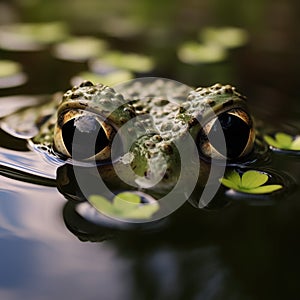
79 80 94 87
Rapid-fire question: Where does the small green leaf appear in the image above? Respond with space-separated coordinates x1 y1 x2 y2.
89 195 115 214
291 136 300 150
275 132 293 147
99 52 155 73
226 170 241 186
239 184 283 194
220 169 283 195
53 36 108 61
200 27 249 49
264 132 300 150
122 203 159 219
89 192 159 220
0 60 22 78
177 42 227 64
114 192 141 204
89 192 159 219
219 178 239 190
264 135 281 148
113 192 141 212
241 170 268 189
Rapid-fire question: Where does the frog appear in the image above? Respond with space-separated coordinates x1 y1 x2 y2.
0 78 290 225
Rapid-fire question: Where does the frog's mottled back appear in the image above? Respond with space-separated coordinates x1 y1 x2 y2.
32 80 254 170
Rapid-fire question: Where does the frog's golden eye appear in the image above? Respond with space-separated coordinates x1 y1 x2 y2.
199 109 255 160
54 110 116 161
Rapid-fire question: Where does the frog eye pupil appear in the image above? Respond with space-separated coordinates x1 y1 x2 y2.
62 117 109 159
208 112 251 159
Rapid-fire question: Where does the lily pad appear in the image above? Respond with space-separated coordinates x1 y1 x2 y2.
53 36 108 62
264 132 300 151
93 51 155 73
0 60 27 88
241 170 268 189
220 169 283 194
113 192 141 212
89 192 159 220
0 22 69 51
177 42 227 64
200 27 249 49
0 60 22 78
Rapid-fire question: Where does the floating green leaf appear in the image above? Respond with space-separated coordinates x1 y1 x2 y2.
177 42 227 64
0 60 22 78
17 22 69 44
53 36 108 61
121 204 160 219
241 170 268 189
89 192 159 220
200 27 249 49
0 22 69 51
240 185 283 194
0 60 26 88
89 195 115 214
96 51 155 73
220 170 283 194
113 192 141 213
229 169 241 186
264 132 300 151
291 136 300 150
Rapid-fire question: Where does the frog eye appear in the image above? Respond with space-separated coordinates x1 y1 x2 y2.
54 110 116 161
199 109 255 160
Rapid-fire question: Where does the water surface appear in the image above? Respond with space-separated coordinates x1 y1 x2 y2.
0 1 300 299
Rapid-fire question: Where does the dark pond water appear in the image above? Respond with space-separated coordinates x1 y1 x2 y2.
0 1 300 300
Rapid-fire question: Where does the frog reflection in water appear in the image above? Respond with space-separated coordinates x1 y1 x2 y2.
1 79 285 223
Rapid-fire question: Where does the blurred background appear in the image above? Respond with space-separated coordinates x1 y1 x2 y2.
0 0 299 122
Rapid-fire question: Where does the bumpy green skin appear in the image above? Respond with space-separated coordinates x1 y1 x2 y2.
33 81 135 149
33 80 250 192
118 81 249 188
59 81 135 128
